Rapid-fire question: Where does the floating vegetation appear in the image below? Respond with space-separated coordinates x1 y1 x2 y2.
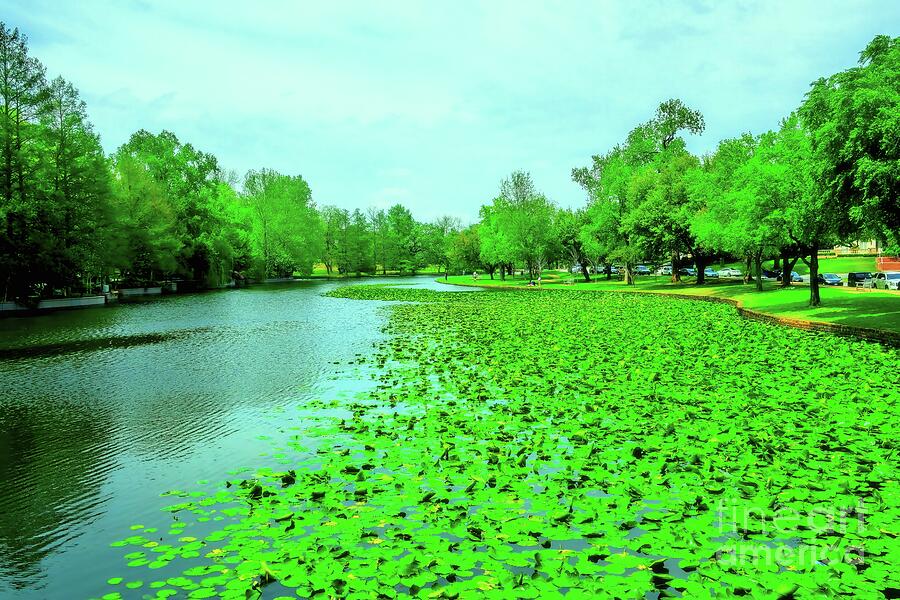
102 287 899 598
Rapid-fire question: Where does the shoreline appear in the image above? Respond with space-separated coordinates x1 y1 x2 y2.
437 278 900 347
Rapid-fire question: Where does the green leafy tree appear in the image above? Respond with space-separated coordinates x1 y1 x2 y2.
243 168 323 278
486 171 556 280
0 23 50 299
116 130 228 283
385 204 425 274
368 208 389 275
574 148 638 281
575 99 705 284
422 215 460 280
320 205 349 274
554 208 592 282
477 202 514 279
801 35 900 251
39 76 113 292
109 153 181 285
448 224 483 276
690 135 761 284
346 208 373 275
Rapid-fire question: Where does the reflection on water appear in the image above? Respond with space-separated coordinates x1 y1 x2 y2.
0 277 473 598
0 400 113 592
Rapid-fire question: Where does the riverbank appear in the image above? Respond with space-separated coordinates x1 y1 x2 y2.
440 274 900 337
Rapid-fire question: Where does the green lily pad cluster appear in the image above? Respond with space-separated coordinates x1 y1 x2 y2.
102 287 899 599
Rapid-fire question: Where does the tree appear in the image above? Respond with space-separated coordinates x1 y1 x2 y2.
574 147 638 282
115 130 229 283
448 224 483 276
0 23 48 209
690 135 763 286
554 208 592 282
575 99 705 285
493 171 555 280
39 76 113 292
478 201 514 279
109 153 181 285
385 204 424 274
243 168 323 278
774 116 845 306
801 35 900 251
368 208 389 275
423 215 460 280
320 205 348 274
346 209 373 275
0 23 50 300
654 98 706 150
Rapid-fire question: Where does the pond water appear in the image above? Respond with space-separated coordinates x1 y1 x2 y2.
0 277 474 598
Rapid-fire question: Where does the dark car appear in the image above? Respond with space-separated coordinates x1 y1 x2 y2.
847 272 872 286
777 271 803 282
761 269 780 279
816 273 843 286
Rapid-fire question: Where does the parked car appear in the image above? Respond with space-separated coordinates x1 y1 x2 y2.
847 272 872 287
678 267 696 276
718 267 742 278
634 265 651 275
816 273 843 286
703 267 719 278
777 271 803 282
870 271 900 290
761 269 780 280
656 265 673 276
570 265 582 274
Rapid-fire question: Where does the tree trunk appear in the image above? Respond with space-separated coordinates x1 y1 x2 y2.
624 263 634 285
808 246 821 307
670 253 681 283
744 255 753 284
754 253 763 292
780 250 799 288
695 253 706 285
579 259 591 283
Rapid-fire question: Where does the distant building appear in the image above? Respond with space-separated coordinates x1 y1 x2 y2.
833 240 879 255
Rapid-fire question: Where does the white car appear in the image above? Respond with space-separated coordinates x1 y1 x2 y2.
719 267 742 278
870 271 900 290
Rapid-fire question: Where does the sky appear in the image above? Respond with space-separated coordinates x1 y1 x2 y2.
5 0 899 223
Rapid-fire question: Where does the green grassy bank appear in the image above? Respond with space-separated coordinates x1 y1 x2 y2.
441 273 900 334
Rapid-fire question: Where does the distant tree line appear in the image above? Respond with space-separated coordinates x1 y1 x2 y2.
1 23 896 308
0 23 464 302
463 35 899 306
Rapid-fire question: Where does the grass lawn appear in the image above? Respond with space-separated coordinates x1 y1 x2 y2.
442 272 900 334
